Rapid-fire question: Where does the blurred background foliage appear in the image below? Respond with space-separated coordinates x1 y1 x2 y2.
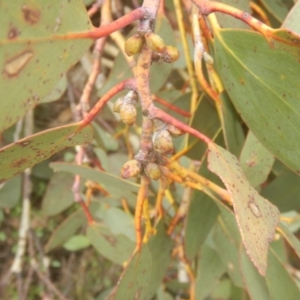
1 0 300 299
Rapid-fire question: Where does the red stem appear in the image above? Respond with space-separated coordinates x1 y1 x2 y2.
79 201 94 224
151 106 212 145
153 95 192 118
78 78 136 130
85 8 147 39
191 0 273 38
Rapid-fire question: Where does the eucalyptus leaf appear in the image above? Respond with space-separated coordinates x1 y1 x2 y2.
87 224 135 265
240 131 274 188
0 123 93 183
0 0 93 131
214 28 300 174
50 162 139 199
208 144 280 275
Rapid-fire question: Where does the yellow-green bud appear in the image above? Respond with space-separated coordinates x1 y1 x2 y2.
167 124 184 137
121 159 142 178
162 45 180 63
113 97 124 113
145 32 165 53
120 103 137 126
153 130 174 154
145 163 162 180
124 34 144 56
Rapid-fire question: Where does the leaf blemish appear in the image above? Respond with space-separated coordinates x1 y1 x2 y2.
18 141 31 147
22 5 40 25
4 50 33 77
248 201 261 218
7 27 20 39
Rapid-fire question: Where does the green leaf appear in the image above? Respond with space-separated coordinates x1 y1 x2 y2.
184 191 219 260
214 28 300 174
102 207 135 241
41 172 74 216
240 131 274 188
0 175 21 209
146 222 173 299
215 0 250 29
111 245 152 300
50 162 140 199
186 95 221 160
195 244 226 299
0 123 93 183
278 222 300 261
0 0 93 131
240 247 271 300
212 209 244 287
149 15 174 93
261 0 294 22
45 207 86 253
282 1 300 33
41 74 67 103
266 249 300 299
87 224 135 265
208 144 280 275
92 122 119 152
63 234 91 252
261 170 300 212
220 91 245 157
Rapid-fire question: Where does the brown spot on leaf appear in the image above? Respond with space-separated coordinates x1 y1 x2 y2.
4 50 33 77
22 5 40 25
7 27 20 39
102 234 117 247
12 158 27 168
134 288 142 299
18 140 31 147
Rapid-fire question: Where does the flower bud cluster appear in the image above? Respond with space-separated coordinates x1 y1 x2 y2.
113 91 138 126
124 32 180 64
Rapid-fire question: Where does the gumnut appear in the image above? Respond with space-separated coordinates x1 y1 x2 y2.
120 103 137 126
121 159 142 178
144 32 165 53
144 162 162 180
124 34 144 56
162 45 180 63
153 129 174 154
113 97 124 113
167 124 184 137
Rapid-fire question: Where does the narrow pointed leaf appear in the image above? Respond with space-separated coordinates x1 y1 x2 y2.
214 28 300 173
240 247 270 300
207 144 280 275
0 0 93 131
184 191 219 260
111 245 152 300
240 131 274 188
282 1 300 33
0 123 93 183
87 224 135 265
277 222 300 260
266 249 300 299
195 244 226 299
50 163 140 198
